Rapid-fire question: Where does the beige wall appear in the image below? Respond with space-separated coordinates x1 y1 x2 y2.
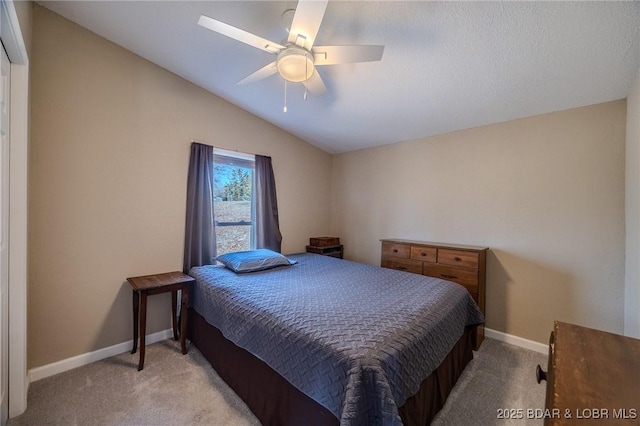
29 6 331 368
13 0 32 58
625 69 640 338
331 101 626 343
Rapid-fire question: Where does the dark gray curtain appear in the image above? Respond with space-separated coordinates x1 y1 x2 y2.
183 143 216 273
255 155 282 252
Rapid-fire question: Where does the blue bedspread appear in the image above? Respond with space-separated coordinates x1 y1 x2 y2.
190 253 484 425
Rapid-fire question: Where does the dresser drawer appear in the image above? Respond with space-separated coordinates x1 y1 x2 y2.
382 242 410 259
423 264 478 292
410 246 437 263
437 249 479 269
381 258 423 274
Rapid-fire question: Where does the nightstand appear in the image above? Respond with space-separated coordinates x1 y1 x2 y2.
127 271 195 371
306 236 343 259
306 244 344 258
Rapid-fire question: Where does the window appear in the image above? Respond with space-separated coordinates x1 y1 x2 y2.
213 148 255 255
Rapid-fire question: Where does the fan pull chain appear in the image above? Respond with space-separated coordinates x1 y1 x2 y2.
283 80 288 113
304 59 308 101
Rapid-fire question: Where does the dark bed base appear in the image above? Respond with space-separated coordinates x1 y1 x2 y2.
188 308 474 426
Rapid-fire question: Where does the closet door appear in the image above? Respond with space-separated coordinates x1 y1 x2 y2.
0 42 10 425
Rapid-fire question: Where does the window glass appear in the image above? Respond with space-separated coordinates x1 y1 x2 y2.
213 149 255 255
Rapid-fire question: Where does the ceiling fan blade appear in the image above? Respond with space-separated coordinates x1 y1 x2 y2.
313 45 385 65
287 0 328 50
237 62 278 85
198 15 285 54
302 70 327 97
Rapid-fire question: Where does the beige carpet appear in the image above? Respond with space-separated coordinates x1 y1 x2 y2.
9 337 547 425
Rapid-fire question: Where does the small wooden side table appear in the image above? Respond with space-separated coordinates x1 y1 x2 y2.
126 271 194 371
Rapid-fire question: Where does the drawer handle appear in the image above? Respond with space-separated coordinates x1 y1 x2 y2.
536 365 547 383
393 249 398 253
420 252 427 257
454 257 462 262
395 266 407 271
441 274 458 280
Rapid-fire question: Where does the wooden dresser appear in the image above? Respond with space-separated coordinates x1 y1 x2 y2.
536 321 640 425
380 239 488 349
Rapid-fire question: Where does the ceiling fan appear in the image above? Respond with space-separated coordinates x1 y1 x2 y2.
198 0 384 97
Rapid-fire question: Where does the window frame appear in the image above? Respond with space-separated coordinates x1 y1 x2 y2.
213 148 256 253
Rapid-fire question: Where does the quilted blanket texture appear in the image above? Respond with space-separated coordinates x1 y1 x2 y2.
190 253 483 425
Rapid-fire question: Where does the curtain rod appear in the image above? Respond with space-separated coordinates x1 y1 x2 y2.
190 140 268 159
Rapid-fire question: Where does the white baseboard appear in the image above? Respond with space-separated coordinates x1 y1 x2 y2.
485 328 548 354
28 329 173 382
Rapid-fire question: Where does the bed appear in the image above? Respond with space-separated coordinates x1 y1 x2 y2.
187 252 484 425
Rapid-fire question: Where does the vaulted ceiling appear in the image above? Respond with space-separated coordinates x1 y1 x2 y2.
38 1 640 154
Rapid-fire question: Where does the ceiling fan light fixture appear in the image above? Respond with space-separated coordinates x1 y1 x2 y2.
198 0 383 98
277 46 315 82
